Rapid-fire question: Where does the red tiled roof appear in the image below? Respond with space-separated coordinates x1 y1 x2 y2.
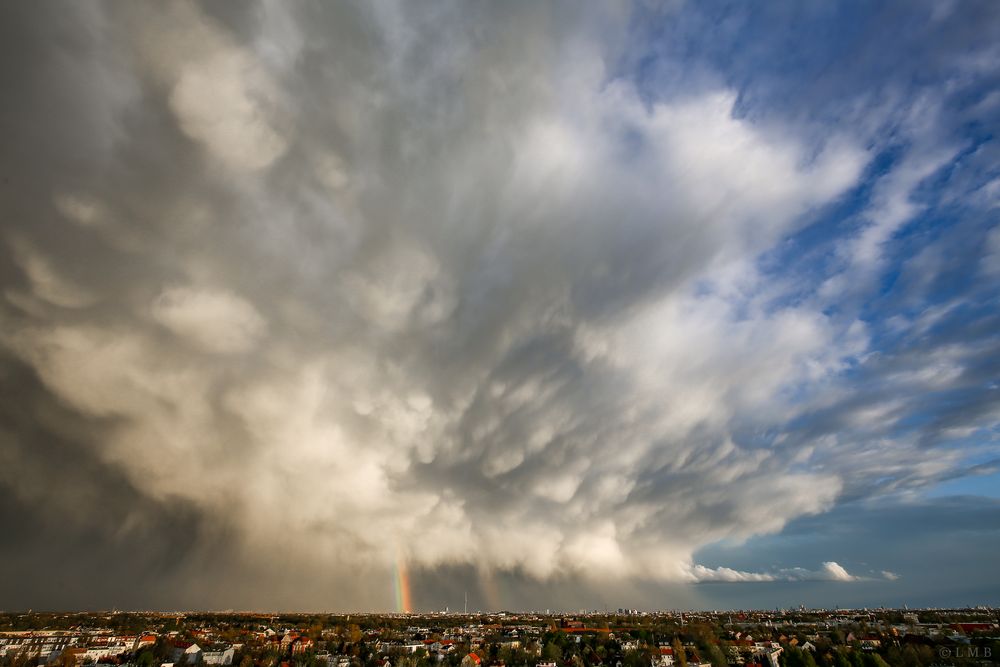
953 623 994 632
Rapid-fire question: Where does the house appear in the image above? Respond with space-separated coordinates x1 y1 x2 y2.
202 648 236 665
651 646 674 667
461 653 482 667
171 642 203 664
951 623 996 635
859 637 881 650
290 637 314 655
83 645 130 663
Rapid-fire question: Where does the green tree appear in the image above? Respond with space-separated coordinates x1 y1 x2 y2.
706 644 727 667
863 655 889 667
542 643 562 661
782 647 804 667
829 648 850 667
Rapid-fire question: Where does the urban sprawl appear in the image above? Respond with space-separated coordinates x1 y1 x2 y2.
1 609 997 667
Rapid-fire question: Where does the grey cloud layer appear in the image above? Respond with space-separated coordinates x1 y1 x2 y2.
1 1 997 610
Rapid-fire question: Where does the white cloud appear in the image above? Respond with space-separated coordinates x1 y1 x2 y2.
343 243 455 333
170 49 288 170
151 286 266 354
687 561 862 583
821 561 858 582
688 565 780 583
7 23 870 586
133 2 290 171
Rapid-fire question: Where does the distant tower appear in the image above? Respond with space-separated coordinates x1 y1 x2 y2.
465 591 468 615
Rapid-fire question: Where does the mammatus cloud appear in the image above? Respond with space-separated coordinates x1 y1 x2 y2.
152 286 266 354
7 239 97 309
0 1 997 610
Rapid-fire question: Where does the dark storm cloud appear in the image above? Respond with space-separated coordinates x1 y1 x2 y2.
0 354 218 610
0 0 998 611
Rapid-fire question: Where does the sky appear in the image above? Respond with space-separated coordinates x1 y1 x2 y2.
0 1 998 613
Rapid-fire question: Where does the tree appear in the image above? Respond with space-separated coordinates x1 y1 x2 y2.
58 650 79 667
829 649 850 667
672 639 687 667
863 656 889 667
542 643 562 661
706 644 727 667
782 648 804 667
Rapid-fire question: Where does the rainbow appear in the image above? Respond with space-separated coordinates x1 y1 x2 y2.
393 557 413 613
